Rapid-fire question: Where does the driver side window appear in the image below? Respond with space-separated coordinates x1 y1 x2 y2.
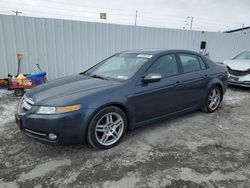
147 54 178 78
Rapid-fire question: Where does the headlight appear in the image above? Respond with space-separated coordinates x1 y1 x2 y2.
36 105 81 114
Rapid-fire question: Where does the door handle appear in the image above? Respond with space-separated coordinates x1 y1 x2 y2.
174 81 183 86
203 74 208 78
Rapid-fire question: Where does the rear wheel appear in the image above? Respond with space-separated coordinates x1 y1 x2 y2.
87 106 127 149
203 86 221 113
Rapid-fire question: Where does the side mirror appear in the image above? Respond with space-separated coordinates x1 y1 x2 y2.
142 73 162 84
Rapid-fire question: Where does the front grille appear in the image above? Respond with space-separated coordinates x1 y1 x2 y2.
227 66 250 76
18 95 34 115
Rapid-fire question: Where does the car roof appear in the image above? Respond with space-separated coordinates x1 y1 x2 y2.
121 49 201 56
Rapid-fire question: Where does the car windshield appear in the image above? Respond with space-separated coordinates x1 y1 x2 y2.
84 54 151 81
233 51 250 60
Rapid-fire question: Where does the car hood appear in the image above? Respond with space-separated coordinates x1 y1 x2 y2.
26 74 119 104
223 60 250 71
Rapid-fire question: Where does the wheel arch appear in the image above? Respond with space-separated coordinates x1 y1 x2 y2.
85 101 134 148
207 78 224 101
85 102 132 137
214 84 223 101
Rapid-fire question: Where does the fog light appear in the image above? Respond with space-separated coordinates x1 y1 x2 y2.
48 133 57 140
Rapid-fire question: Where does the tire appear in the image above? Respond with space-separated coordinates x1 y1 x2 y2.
203 86 222 113
87 106 127 149
14 88 25 97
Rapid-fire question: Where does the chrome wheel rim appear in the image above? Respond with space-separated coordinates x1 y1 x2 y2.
208 88 221 110
95 112 124 146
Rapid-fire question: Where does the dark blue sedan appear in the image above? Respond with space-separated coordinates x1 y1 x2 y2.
16 49 228 149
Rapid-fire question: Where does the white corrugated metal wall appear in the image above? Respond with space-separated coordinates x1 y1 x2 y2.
0 14 250 80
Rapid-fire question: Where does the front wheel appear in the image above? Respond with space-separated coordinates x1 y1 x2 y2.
87 106 127 149
203 86 222 113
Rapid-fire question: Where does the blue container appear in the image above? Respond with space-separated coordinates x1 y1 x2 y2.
26 72 47 85
26 72 47 78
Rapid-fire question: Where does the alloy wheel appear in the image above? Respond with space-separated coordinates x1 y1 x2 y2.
208 88 221 111
95 112 124 146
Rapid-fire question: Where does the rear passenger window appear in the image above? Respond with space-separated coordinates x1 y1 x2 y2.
179 54 201 73
147 54 178 77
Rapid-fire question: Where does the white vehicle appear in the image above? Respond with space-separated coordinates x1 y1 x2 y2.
223 51 250 87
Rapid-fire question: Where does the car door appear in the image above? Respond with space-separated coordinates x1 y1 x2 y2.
133 54 185 123
176 53 209 108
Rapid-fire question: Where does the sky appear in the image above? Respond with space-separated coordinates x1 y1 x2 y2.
0 0 249 32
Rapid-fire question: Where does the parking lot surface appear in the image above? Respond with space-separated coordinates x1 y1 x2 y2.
0 87 250 188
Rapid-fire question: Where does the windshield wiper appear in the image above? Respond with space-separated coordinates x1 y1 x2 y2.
91 74 108 80
79 72 87 75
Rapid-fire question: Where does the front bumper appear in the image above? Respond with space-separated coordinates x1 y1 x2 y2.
15 110 92 145
228 74 250 87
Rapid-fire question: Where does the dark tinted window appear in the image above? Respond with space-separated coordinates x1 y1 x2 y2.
147 54 178 77
179 54 200 73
